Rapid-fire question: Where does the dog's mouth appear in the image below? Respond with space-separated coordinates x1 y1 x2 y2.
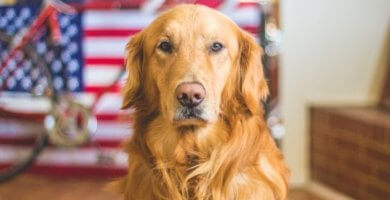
173 107 207 126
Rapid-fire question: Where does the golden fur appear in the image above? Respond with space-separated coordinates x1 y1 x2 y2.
115 4 289 200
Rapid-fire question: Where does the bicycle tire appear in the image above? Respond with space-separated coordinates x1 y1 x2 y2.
0 31 53 183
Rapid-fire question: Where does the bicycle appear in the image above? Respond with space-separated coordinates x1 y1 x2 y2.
0 0 127 183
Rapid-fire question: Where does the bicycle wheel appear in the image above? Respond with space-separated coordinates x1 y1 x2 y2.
0 31 53 183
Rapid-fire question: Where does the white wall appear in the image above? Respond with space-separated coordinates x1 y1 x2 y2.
280 0 390 185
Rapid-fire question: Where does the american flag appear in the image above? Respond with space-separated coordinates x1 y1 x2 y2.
0 1 261 175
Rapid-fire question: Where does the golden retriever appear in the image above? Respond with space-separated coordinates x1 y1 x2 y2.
114 4 289 200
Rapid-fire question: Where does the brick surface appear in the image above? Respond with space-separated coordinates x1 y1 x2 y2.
310 106 390 200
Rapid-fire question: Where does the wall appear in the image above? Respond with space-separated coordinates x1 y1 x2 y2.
280 0 390 185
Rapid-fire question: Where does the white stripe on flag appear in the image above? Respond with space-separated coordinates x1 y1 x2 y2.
84 37 128 58
0 93 125 115
85 10 156 30
93 121 131 140
223 6 260 27
0 119 42 137
0 94 50 113
94 93 123 114
85 66 122 86
0 119 131 140
0 146 128 167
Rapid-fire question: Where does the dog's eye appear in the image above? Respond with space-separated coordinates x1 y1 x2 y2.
210 42 224 52
158 41 172 53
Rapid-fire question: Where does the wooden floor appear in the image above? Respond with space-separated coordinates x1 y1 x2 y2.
289 188 325 200
0 174 324 200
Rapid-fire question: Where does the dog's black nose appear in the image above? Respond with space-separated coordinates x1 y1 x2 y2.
176 82 205 108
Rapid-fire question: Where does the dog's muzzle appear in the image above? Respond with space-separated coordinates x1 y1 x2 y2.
175 82 206 120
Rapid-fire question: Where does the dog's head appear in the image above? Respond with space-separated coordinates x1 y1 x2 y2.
122 5 268 129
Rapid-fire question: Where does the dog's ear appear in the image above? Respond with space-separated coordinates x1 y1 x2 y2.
122 32 144 109
239 30 269 114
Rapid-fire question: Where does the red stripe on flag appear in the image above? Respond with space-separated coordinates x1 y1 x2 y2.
237 2 259 8
242 26 259 34
96 113 131 121
0 137 38 146
70 1 143 10
0 110 44 121
0 137 125 148
0 164 127 177
194 0 223 8
85 85 122 93
84 29 141 37
85 57 124 66
0 112 127 121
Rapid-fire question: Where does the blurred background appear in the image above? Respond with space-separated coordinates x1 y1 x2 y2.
0 0 389 199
